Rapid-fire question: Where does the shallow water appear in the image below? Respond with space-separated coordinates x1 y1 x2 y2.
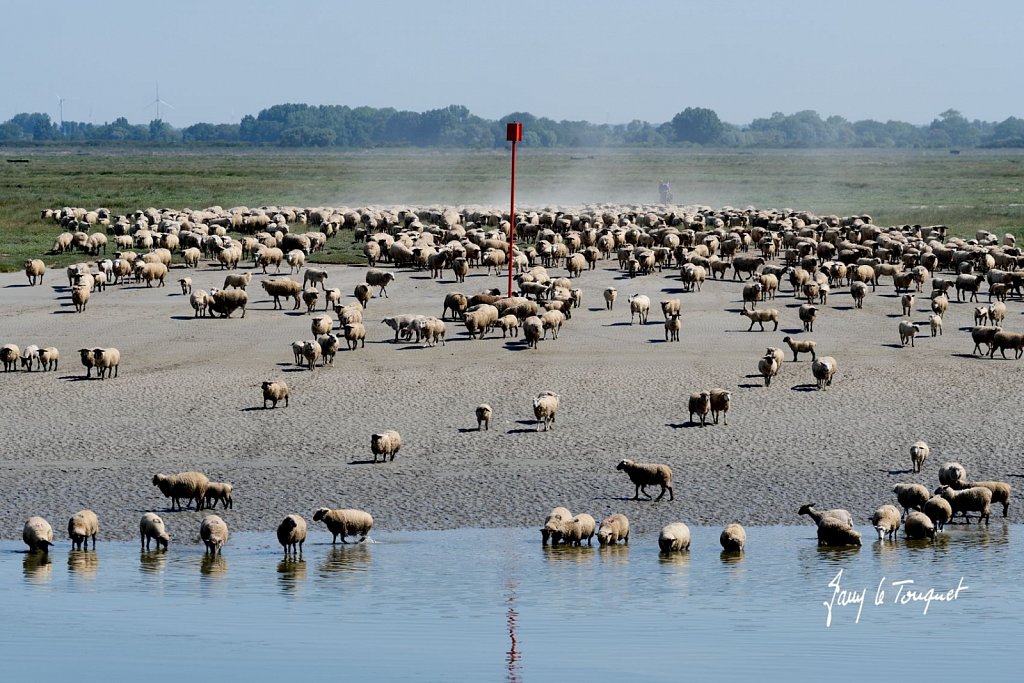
2 525 1020 681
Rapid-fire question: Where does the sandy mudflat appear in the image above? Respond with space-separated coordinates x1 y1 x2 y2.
1 219 1020 542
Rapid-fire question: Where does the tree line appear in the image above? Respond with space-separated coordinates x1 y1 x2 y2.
2 104 1023 149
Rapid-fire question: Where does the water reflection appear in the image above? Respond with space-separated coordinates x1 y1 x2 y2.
719 550 744 566
200 554 228 578
657 550 691 568
68 550 99 578
319 544 371 577
277 558 307 594
505 576 521 683
541 545 596 566
597 544 630 566
139 549 168 575
22 552 52 584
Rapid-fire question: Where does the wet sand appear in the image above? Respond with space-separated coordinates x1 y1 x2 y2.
1 214 1019 541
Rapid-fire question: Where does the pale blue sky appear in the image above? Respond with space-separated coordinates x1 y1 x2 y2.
2 0 1019 127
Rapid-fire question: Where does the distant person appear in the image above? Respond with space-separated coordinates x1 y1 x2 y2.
659 181 672 203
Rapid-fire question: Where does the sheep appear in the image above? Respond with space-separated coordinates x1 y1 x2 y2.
182 247 201 268
989 301 1007 326
71 285 90 313
720 523 746 552
255 247 285 274
178 277 193 295
300 340 321 370
597 514 630 546
757 353 780 387
261 278 302 310
871 504 901 541
152 471 210 511
732 255 764 280
971 326 1000 356
955 273 981 302
903 510 936 540
929 314 943 337
849 280 867 309
938 462 968 487
301 267 328 290
209 288 248 318
798 304 817 332
262 380 289 409
740 308 779 332
658 523 691 552
442 292 469 321
277 514 308 555
68 509 100 550
541 309 565 339
139 512 170 550
896 293 914 317
532 391 559 431
23 516 54 553
139 262 168 287
550 513 596 547
313 507 374 544
660 298 681 319
541 507 572 545
522 316 544 349
287 249 306 273
892 483 930 519
811 356 837 390
782 336 816 362
898 320 920 347
474 403 493 431
19 345 39 372
708 388 731 425
664 313 681 341
353 283 372 309
988 330 1024 359
223 272 253 290
76 347 98 378
951 480 1012 517
204 482 234 510
24 259 45 286
497 314 520 338
189 289 211 318
798 504 854 530
302 288 320 314
0 343 19 372
371 430 402 463
200 515 229 555
383 314 426 342
817 517 863 547
923 496 953 532
603 287 617 310
930 293 949 318
973 306 989 327
627 294 650 324
85 347 119 380
365 268 396 297
451 257 469 283
910 441 930 474
36 347 59 372
317 333 341 365
741 282 763 310
688 391 711 426
935 485 992 525
616 459 673 501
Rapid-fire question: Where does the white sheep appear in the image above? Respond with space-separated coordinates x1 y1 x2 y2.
740 308 779 332
36 347 59 372
782 335 816 362
263 380 289 408
627 294 650 324
497 314 520 338
277 514 308 555
892 483 930 519
323 287 343 311
541 309 565 339
302 267 329 290
311 314 332 336
261 278 303 310
343 322 366 350
901 293 915 316
597 514 630 546
301 340 321 370
313 507 374 543
550 513 596 547
19 344 40 372
67 509 100 550
23 516 54 553
541 506 572 545
200 515 229 555
898 319 920 347
951 480 1012 517
935 485 992 525
532 391 559 431
475 403 492 431
24 259 45 286
903 510 936 540
204 482 234 510
811 356 837 390
688 390 711 427
71 285 90 312
973 306 989 327
910 441 930 473
658 523 691 552
871 504 901 541
720 523 746 551
139 512 169 550
371 431 402 463
929 314 943 337
616 459 673 501
152 471 210 511
603 287 617 310
758 352 780 387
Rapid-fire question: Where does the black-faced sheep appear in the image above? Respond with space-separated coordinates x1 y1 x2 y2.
903 510 936 540
709 388 731 426
688 391 711 426
720 523 746 551
277 514 307 555
371 431 401 463
67 509 100 550
91 348 120 379
36 347 59 372
200 515 229 555
23 516 53 552
476 404 492 431
313 507 373 544
627 294 650 324
616 459 673 501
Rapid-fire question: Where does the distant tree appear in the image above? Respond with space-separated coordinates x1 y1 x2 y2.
929 109 979 148
670 107 724 144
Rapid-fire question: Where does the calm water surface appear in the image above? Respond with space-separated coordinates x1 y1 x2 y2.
1 525 1020 681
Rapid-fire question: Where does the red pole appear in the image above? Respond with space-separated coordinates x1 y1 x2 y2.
508 137 517 298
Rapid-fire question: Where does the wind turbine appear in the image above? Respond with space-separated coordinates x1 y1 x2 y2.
145 82 174 120
56 94 68 127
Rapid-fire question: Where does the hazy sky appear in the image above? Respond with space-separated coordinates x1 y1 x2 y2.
3 0 1020 128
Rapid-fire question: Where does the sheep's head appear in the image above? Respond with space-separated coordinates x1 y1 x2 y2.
797 504 816 516
312 508 330 522
616 459 633 471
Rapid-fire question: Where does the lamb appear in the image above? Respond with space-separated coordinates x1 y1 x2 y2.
200 515 229 555
342 322 367 350
909 441 930 473
475 403 492 430
603 287 617 310
152 471 210 511
892 483 930 519
541 507 572 545
139 512 170 550
871 504 901 541
740 308 779 332
658 523 691 552
68 509 100 550
929 314 943 337
811 356 837 390
988 330 1024 359
938 462 967 487
302 287 320 313
223 272 253 290
816 517 863 547
923 496 953 532
934 485 992 525
903 510 936 540
383 314 427 342
757 353 780 387
901 293 915 316
209 288 248 318
616 459 674 501
23 516 54 553
951 480 1012 517
708 388 731 425
365 268 396 297
262 380 289 408
204 481 234 510
313 507 374 543
178 277 193 295
277 514 308 555
782 336 816 362
24 259 45 286
597 514 629 546
971 326 1000 356
720 523 746 551
353 283 372 309
798 304 817 332
71 285 90 312
371 430 402 463
688 391 711 426
532 391 560 431
973 306 989 327
898 320 921 347
302 267 329 290
664 313 681 341
627 294 650 324
36 347 59 372
91 347 120 379
497 314 520 338
550 513 596 547
930 293 949 318
260 278 302 310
